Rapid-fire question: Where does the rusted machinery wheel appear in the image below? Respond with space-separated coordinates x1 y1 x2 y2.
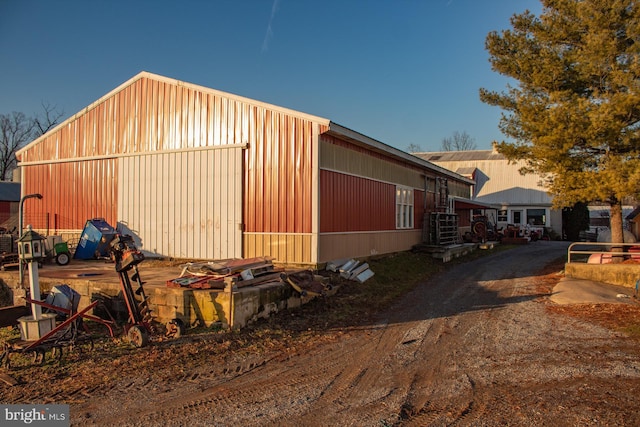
127 325 150 348
165 318 185 339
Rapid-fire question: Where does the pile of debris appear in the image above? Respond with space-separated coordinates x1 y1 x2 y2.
167 257 283 290
166 256 373 298
280 270 333 297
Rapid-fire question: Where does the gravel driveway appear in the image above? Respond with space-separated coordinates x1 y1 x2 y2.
64 241 640 426
2 241 639 426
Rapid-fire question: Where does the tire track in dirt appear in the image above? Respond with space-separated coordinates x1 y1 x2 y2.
72 242 602 426
391 244 570 425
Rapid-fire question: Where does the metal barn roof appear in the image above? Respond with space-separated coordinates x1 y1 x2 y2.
0 182 20 202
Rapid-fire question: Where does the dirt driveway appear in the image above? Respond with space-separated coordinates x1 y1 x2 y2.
3 241 640 426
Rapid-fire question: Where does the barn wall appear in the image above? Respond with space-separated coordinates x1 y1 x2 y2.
318 135 434 262
18 73 330 263
318 230 423 263
243 115 328 264
20 74 261 242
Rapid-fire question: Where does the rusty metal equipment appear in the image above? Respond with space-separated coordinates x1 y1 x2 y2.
108 234 184 347
0 298 115 368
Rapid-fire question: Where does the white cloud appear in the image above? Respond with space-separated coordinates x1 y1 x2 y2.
261 0 281 53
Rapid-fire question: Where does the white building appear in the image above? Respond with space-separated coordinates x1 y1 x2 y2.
413 147 563 236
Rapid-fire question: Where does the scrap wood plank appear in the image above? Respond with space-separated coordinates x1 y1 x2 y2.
224 257 274 272
233 272 284 288
0 372 18 386
167 275 212 288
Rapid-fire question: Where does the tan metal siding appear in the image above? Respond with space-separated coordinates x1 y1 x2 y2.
118 147 243 259
432 159 552 204
320 135 426 189
318 230 422 263
243 234 312 265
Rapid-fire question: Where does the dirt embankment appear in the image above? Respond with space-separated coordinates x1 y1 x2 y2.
2 241 640 426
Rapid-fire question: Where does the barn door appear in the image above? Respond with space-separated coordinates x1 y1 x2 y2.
118 147 243 260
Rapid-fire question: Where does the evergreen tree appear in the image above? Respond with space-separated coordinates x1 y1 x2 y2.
563 202 591 241
480 0 640 244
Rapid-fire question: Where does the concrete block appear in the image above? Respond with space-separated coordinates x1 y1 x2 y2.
156 304 178 321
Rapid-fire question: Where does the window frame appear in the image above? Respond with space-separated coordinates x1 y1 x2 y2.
395 186 414 229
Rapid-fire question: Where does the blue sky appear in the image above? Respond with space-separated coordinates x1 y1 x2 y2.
0 0 541 152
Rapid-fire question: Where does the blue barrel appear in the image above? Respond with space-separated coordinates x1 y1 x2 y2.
73 218 117 259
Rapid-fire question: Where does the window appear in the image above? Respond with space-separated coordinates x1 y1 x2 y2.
513 210 522 224
396 187 414 229
498 210 508 222
527 209 546 226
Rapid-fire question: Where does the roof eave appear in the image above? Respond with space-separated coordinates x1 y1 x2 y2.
326 122 474 184
450 196 500 210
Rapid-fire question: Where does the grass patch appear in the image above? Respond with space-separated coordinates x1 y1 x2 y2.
621 323 640 338
255 246 517 335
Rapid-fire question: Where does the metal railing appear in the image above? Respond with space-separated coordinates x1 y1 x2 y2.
567 242 640 264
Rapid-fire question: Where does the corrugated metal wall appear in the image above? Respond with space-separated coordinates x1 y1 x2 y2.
20 73 321 261
320 135 426 189
21 160 118 231
317 135 429 261
244 112 315 233
118 147 243 259
432 158 552 204
320 170 395 232
243 114 325 264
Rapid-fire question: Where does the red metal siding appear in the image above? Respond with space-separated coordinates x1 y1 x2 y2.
22 159 118 231
244 112 315 233
319 170 395 232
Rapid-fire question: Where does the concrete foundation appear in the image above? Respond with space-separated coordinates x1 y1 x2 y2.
0 262 309 331
415 243 479 263
565 263 640 289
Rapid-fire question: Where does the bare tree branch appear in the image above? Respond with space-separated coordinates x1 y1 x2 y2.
441 131 477 151
34 102 64 136
0 104 64 180
0 112 35 180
